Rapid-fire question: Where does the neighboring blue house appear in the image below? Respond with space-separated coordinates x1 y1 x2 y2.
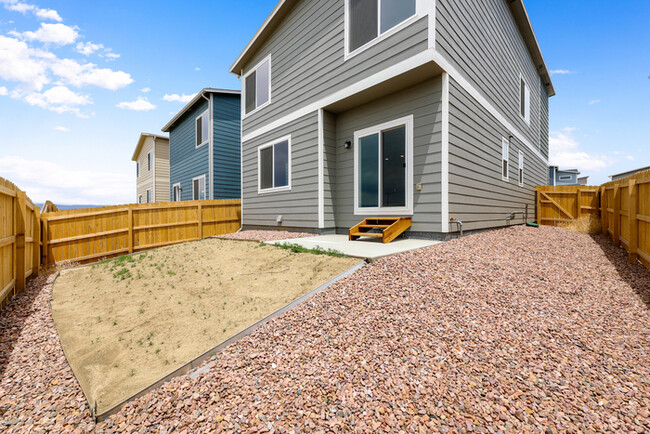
548 166 581 186
162 88 241 201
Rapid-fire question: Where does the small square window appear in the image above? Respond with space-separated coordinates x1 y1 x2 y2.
258 137 291 193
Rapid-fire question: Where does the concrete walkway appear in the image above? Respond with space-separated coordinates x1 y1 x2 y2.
267 234 441 260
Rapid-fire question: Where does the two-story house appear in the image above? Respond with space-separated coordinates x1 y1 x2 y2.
162 88 241 202
548 166 581 186
230 0 554 238
132 133 170 203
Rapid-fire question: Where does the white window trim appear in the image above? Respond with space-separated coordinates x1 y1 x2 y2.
344 0 420 61
257 134 292 194
147 151 152 171
502 137 509 182
518 151 524 187
172 183 181 202
195 109 209 149
242 54 272 118
519 73 531 125
353 115 414 216
558 174 573 181
192 175 206 200
136 161 140 178
146 188 152 203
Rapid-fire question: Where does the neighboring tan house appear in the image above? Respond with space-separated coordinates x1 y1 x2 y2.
609 166 650 181
577 176 589 186
162 88 241 202
548 166 581 186
229 0 554 238
132 133 170 203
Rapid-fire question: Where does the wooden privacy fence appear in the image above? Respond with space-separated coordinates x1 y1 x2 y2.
0 177 40 309
41 199 241 265
601 169 650 269
535 185 600 226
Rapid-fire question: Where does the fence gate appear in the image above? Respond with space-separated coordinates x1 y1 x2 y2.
536 186 600 226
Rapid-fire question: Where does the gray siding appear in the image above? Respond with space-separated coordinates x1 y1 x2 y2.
242 0 429 135
322 110 337 228
213 94 242 199
448 78 546 231
334 77 443 232
169 99 210 201
539 79 549 159
436 0 544 151
242 112 319 228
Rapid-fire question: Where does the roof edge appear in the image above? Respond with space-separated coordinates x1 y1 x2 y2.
131 133 169 161
161 88 241 133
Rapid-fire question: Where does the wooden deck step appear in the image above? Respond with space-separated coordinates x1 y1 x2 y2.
350 231 383 238
349 217 412 243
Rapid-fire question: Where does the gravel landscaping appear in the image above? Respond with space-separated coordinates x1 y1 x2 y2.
217 230 315 242
1 226 649 432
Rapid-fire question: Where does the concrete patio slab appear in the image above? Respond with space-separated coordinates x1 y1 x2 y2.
267 234 441 260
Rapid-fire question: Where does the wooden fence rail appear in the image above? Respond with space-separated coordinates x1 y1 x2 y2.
41 199 241 265
0 177 40 309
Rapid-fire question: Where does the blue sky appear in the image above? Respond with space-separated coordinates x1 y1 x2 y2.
0 0 648 204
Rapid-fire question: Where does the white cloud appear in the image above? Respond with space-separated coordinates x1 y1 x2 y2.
549 127 612 171
194 67 200 71
117 97 156 111
53 126 69 132
24 85 91 116
76 41 102 55
0 35 50 91
0 86 7 95
163 93 195 103
140 87 151 93
2 1 62 21
21 23 79 45
50 58 133 90
0 156 132 205
625 155 635 161
103 52 120 60
588 99 601 105
549 69 576 75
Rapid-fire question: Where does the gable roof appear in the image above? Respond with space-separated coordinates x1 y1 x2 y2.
161 88 241 133
229 0 555 96
131 133 168 161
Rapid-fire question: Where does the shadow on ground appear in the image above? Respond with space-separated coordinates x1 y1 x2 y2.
590 233 650 310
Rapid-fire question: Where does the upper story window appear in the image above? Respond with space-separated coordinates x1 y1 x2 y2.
196 109 209 148
136 161 140 178
244 56 271 115
348 0 417 54
520 76 530 124
147 151 152 171
558 174 572 181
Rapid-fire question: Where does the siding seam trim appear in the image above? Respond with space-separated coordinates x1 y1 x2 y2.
209 94 214 200
441 72 449 233
318 109 324 228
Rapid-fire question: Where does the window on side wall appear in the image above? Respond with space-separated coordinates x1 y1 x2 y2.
172 183 181 202
244 56 271 115
258 136 291 193
518 151 524 187
196 109 209 148
136 162 140 178
138 195 142 204
558 175 572 181
348 0 417 54
146 189 151 203
147 152 152 171
192 175 206 200
502 138 509 182
520 77 530 124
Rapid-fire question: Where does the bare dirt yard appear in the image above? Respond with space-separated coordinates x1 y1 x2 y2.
50 238 359 414
1 226 649 432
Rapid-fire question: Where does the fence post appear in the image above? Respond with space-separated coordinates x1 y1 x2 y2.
128 206 133 254
613 184 621 247
601 187 608 235
198 203 203 239
535 189 541 225
33 208 40 277
15 190 26 293
628 180 638 262
42 217 49 267
576 188 582 219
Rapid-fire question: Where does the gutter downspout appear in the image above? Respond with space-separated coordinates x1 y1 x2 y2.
238 71 244 232
200 91 214 200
